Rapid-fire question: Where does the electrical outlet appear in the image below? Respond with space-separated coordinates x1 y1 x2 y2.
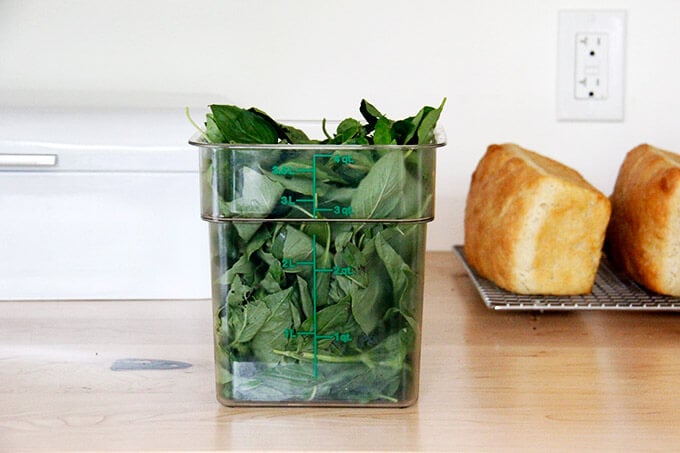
575 33 608 99
557 11 626 121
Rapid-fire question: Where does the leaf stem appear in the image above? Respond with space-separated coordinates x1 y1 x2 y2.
185 107 209 141
273 349 370 366
290 203 314 218
321 118 332 140
377 394 399 403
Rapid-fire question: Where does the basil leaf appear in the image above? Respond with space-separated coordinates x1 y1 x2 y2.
248 107 315 144
350 150 405 219
227 167 284 219
221 255 255 286
359 99 383 129
315 239 332 308
392 172 421 218
234 223 262 243
391 118 417 145
373 116 395 145
296 276 313 319
350 238 391 334
250 288 294 362
231 299 271 344
232 364 319 401
210 104 279 144
260 260 284 294
416 98 446 144
298 299 351 342
403 108 431 144
272 225 316 265
244 226 271 259
328 118 367 144
375 233 409 296
278 124 316 145
205 113 225 143
227 276 251 307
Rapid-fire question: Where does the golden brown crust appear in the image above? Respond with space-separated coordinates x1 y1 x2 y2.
464 145 536 291
464 143 611 295
606 144 680 296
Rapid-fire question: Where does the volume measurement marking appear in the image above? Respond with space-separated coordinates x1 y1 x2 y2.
276 153 355 218
282 233 354 378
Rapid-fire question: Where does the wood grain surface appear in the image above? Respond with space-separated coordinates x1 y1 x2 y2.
2 252 680 451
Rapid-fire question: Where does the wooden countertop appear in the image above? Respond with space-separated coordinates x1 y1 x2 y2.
2 251 680 451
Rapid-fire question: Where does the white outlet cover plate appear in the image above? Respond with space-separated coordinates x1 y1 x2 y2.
557 10 626 121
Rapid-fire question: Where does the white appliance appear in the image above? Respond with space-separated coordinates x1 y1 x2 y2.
0 108 210 300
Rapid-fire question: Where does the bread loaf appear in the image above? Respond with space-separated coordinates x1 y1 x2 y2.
605 144 680 296
464 143 611 295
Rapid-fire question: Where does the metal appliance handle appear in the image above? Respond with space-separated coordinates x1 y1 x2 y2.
0 154 58 167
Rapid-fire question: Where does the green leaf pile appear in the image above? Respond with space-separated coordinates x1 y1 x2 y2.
194 99 445 404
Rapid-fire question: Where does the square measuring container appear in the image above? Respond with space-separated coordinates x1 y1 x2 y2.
190 123 445 406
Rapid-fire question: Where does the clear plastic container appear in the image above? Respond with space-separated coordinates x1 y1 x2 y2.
190 124 445 407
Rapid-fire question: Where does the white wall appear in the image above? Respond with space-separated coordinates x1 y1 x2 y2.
2 0 680 250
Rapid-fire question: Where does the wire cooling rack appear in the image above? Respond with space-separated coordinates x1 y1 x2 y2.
453 245 680 311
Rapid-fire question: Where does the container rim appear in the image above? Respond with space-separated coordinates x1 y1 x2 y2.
201 214 434 224
188 124 446 150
